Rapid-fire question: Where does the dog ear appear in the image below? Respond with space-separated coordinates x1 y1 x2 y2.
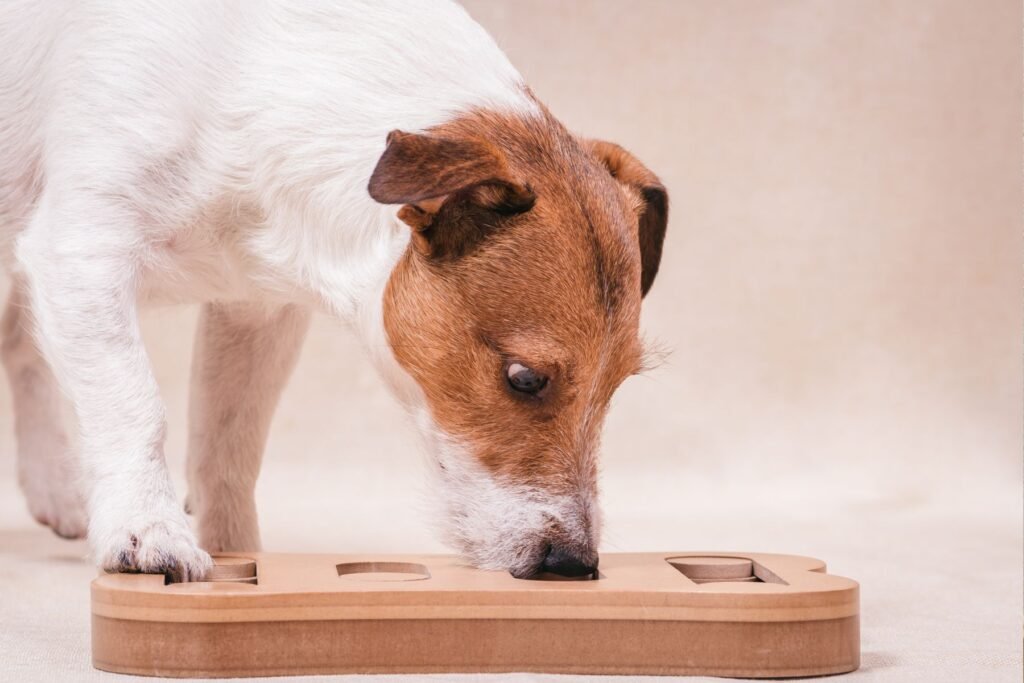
368 130 535 258
587 140 668 297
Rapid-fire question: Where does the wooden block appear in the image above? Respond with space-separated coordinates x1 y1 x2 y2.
690 575 759 584
204 557 257 582
91 551 859 678
667 556 755 581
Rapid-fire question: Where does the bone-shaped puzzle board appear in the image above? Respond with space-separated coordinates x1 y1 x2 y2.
91 552 860 678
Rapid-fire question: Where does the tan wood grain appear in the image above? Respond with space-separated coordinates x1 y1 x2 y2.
91 551 859 678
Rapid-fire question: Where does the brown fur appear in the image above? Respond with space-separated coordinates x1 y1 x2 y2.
371 104 668 549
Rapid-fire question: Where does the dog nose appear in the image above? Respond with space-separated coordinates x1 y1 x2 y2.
540 545 599 577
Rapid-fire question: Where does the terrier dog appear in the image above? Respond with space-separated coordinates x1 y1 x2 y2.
0 0 667 580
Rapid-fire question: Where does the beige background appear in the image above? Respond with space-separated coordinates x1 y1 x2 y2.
1 1 1021 681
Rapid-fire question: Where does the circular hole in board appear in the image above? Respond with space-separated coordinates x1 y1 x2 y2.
336 561 431 582
666 556 754 581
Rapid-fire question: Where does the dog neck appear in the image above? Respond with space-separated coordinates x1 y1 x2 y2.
224 1 542 402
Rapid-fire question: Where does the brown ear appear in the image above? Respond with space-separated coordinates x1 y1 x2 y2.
368 130 535 257
587 140 668 297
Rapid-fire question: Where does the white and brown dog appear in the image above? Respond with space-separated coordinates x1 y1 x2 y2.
0 0 667 580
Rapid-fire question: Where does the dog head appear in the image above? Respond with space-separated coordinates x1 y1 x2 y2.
369 108 667 578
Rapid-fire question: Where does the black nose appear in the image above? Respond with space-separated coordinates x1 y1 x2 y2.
540 545 599 577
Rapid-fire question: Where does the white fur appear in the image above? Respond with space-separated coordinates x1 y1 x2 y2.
1 276 87 539
412 409 601 577
185 301 312 553
0 0 586 577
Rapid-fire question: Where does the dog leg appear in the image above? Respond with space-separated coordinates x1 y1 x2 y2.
186 302 311 552
16 196 211 581
1 276 88 539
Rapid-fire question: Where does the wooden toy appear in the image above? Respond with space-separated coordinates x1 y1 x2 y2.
91 551 860 678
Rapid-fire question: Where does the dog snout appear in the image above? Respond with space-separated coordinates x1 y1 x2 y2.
538 544 599 578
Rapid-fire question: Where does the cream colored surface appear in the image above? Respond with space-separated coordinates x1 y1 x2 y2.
1 1 1020 681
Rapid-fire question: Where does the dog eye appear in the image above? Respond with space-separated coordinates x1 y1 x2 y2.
506 362 548 395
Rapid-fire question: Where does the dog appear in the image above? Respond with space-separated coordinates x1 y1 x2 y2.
0 0 667 580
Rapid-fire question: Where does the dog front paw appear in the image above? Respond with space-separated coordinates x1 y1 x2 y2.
93 513 212 582
36 495 88 540
20 473 88 540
